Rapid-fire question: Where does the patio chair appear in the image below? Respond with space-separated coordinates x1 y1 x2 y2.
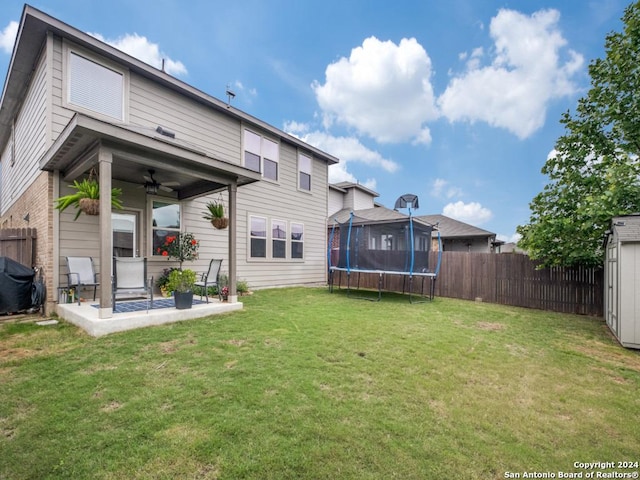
194 259 222 303
112 257 153 312
66 256 99 305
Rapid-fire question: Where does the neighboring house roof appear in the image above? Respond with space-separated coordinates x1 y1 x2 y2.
330 182 379 198
415 214 495 239
0 5 339 167
330 206 407 224
611 214 640 242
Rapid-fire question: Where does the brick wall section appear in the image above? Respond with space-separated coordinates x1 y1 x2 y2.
0 171 55 314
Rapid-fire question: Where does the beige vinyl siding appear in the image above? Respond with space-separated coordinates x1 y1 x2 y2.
235 138 329 289
328 189 345 217
352 188 375 210
129 75 241 164
1 49 48 214
51 37 73 139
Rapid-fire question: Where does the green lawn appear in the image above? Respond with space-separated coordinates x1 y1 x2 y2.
1 287 639 479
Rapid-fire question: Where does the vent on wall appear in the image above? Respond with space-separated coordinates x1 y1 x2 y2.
155 126 175 139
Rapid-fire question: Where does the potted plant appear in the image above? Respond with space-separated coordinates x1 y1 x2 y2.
156 267 178 297
166 268 196 309
156 232 199 270
203 200 228 229
221 285 229 301
55 177 123 220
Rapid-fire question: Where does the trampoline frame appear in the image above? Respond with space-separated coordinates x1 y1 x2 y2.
328 197 442 303
328 266 437 303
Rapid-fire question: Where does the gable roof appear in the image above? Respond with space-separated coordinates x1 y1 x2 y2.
611 214 640 242
330 206 407 224
0 5 339 167
330 182 379 198
415 214 495 238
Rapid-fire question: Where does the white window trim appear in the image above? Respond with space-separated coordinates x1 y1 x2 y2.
62 41 130 123
291 222 305 260
247 214 305 262
243 127 280 182
272 218 287 259
298 151 312 192
149 197 182 259
249 214 268 259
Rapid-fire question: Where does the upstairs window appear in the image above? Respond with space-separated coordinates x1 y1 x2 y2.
68 51 124 121
244 129 279 181
298 152 312 191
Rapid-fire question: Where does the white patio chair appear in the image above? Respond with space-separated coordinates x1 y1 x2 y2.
112 257 153 312
66 256 99 305
194 259 222 303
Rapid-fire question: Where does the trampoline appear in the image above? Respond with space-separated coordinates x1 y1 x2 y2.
328 194 442 302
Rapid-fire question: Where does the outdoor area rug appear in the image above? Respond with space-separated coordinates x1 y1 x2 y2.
91 297 207 314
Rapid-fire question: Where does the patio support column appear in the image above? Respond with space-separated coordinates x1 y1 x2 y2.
98 146 113 318
228 180 238 303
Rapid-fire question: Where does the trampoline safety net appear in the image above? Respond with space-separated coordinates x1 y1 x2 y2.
335 217 433 274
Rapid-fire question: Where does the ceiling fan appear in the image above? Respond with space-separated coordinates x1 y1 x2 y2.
143 169 179 194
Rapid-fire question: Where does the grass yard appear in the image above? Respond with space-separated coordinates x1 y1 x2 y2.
1 287 639 479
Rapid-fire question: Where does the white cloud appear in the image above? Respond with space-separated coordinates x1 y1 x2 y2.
497 232 521 243
90 32 187 76
0 21 18 54
283 120 309 135
438 8 583 139
301 131 399 173
432 178 463 199
443 201 493 225
312 36 438 145
287 129 397 187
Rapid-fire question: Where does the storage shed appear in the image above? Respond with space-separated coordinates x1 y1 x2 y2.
604 214 640 349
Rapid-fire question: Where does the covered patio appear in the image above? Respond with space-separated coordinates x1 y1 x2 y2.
41 113 261 324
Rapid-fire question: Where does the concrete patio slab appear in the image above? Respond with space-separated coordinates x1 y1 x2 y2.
56 298 242 337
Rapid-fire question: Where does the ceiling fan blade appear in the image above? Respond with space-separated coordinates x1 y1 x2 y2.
159 185 174 192
143 175 153 182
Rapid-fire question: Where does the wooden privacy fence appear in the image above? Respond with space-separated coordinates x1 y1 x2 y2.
0 228 37 267
332 252 603 316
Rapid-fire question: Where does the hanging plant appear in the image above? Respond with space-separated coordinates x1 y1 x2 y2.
203 199 228 229
55 177 123 220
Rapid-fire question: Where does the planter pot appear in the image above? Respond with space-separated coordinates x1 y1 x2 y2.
211 217 228 229
79 198 99 215
174 291 193 309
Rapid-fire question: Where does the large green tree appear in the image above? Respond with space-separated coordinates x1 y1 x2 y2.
517 1 640 268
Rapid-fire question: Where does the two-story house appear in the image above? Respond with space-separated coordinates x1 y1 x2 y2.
0 5 338 318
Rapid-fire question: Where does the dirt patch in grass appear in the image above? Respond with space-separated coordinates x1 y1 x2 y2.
476 322 505 331
571 340 640 373
101 401 123 413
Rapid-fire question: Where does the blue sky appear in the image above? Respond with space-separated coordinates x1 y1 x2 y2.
0 0 630 241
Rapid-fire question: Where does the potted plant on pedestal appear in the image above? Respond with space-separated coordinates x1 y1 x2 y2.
166 269 197 309
202 200 228 229
156 232 199 309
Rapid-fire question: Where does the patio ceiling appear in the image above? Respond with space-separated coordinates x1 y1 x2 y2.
40 114 261 200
